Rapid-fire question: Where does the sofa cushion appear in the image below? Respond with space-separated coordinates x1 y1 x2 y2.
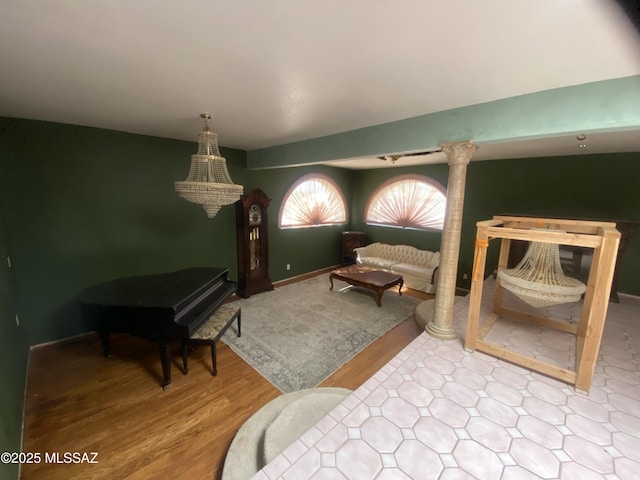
392 263 433 278
357 256 398 270
354 242 440 294
391 247 439 269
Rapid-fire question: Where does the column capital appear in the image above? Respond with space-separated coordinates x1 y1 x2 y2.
440 140 478 166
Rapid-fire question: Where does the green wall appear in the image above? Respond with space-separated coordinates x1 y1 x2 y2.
2 118 237 346
3 117 638 349
0 130 27 480
350 164 450 253
459 154 640 292
237 165 354 280
351 153 640 294
0 117 353 347
0 118 354 471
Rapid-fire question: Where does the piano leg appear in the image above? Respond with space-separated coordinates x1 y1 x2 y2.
211 342 217 376
99 331 110 356
181 341 189 375
159 343 172 390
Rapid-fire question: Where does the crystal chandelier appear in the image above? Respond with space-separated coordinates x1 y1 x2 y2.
175 113 243 218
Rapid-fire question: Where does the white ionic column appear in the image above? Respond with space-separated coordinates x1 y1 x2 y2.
426 140 477 340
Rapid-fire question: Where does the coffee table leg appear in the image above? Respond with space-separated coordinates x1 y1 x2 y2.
329 274 335 291
375 288 383 307
398 278 404 296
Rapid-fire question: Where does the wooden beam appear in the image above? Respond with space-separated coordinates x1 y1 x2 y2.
466 215 620 393
478 313 500 340
464 224 490 352
486 226 602 248
475 340 577 385
575 229 620 391
495 308 578 334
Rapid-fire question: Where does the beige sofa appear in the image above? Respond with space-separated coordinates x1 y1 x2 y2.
353 242 440 294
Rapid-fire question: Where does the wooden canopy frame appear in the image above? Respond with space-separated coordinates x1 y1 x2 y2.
464 216 620 393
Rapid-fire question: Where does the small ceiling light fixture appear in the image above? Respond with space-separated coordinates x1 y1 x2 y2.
175 113 243 218
576 133 588 148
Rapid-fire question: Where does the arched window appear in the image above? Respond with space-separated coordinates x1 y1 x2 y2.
365 174 446 231
279 173 348 229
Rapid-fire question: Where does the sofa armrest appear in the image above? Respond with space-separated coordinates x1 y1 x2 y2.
431 266 439 286
353 245 369 258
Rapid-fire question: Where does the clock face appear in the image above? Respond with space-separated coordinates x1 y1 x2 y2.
249 204 262 226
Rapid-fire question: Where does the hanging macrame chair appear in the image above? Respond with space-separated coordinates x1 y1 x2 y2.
497 231 587 308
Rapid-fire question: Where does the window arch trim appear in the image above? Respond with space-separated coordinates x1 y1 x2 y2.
278 173 348 229
364 173 446 231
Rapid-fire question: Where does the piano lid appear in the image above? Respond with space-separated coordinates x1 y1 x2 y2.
77 267 230 313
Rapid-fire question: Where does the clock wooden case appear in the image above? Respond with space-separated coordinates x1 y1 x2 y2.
235 188 274 298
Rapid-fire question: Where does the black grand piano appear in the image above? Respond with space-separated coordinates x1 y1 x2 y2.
77 267 237 389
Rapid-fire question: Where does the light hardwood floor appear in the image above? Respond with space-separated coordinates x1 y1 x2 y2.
21 284 429 480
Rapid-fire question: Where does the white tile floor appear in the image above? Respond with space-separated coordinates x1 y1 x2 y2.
250 280 640 480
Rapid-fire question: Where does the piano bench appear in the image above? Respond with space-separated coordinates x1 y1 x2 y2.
181 304 241 377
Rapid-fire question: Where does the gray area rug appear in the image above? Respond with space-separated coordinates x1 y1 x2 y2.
221 273 420 393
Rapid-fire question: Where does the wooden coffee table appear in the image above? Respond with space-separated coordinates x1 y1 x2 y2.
329 265 403 307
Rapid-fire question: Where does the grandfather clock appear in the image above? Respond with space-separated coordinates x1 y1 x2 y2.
235 188 274 298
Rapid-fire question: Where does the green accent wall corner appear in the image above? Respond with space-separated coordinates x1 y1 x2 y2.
0 142 28 480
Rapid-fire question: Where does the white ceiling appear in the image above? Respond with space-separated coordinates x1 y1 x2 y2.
1 0 639 165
